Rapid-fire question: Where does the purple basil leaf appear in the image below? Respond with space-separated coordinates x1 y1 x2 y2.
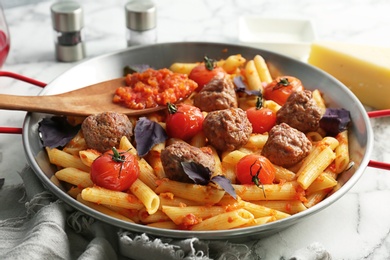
135 117 168 157
123 64 152 75
38 116 81 148
233 76 261 96
181 161 211 185
319 108 351 137
211 175 237 199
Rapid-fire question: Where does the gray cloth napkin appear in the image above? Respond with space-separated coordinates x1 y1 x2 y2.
0 166 332 260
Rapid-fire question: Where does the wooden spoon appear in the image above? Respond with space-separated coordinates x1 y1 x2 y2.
0 77 165 116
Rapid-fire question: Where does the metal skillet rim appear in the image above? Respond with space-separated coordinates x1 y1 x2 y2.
22 41 374 240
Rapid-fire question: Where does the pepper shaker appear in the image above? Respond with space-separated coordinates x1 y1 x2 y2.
51 1 86 62
125 0 157 46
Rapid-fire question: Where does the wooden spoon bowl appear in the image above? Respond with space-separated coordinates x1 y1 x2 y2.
0 77 164 116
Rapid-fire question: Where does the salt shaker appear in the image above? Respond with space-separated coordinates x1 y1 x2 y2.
125 1 157 46
51 1 86 62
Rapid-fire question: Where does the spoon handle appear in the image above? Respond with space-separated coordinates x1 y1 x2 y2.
0 94 74 115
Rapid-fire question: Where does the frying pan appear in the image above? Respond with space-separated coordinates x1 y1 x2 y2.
2 42 389 241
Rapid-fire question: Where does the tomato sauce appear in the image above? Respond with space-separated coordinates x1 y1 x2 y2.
113 68 198 109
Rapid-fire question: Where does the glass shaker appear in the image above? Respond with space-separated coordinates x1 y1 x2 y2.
125 0 157 46
51 1 86 62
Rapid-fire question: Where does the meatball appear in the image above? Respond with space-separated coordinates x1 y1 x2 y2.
161 142 215 183
203 107 252 151
276 90 322 133
81 112 133 153
193 74 237 112
261 123 312 168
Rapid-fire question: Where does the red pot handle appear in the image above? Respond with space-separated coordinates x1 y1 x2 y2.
0 71 46 134
0 71 47 88
367 109 390 170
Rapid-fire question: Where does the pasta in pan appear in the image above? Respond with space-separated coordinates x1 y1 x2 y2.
44 53 351 231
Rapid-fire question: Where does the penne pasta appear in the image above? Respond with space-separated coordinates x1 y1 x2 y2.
297 146 336 190
304 189 332 208
169 62 199 75
245 60 263 91
238 95 257 111
191 209 254 231
77 194 135 223
241 216 276 227
67 186 82 199
221 150 248 165
312 89 326 113
253 200 307 214
46 147 90 172
162 205 226 225
50 174 61 188
306 172 338 194
79 149 101 167
155 179 225 204
233 182 299 201
306 131 324 143
210 146 223 177
253 55 272 83
138 209 170 224
130 178 160 214
145 151 166 179
189 131 207 148
103 204 140 223
239 200 290 220
138 158 159 189
221 54 246 74
63 130 87 156
147 221 178 230
119 136 138 157
335 130 350 174
158 193 203 208
121 136 160 189
55 167 93 189
273 164 296 182
81 186 144 210
221 162 237 184
243 134 268 151
263 100 281 113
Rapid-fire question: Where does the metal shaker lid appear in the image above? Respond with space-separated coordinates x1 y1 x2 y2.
125 1 156 31
51 1 84 32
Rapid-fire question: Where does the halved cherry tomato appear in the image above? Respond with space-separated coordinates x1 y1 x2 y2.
263 76 304 105
165 103 204 140
90 147 139 191
236 154 275 185
189 56 225 91
246 96 276 134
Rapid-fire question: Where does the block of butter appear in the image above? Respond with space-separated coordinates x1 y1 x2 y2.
308 41 390 109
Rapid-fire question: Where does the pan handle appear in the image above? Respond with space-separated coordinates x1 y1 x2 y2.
0 71 47 134
367 109 390 118
367 109 390 170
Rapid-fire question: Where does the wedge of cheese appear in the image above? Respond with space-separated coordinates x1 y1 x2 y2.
308 41 390 109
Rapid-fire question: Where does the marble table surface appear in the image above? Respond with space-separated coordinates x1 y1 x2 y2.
1 0 390 259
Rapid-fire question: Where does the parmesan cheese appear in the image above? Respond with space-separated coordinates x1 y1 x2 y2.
308 41 390 109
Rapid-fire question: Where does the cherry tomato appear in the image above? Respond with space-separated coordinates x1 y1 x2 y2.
166 103 204 140
90 148 139 191
263 76 304 105
246 107 276 134
189 56 225 91
236 154 275 185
